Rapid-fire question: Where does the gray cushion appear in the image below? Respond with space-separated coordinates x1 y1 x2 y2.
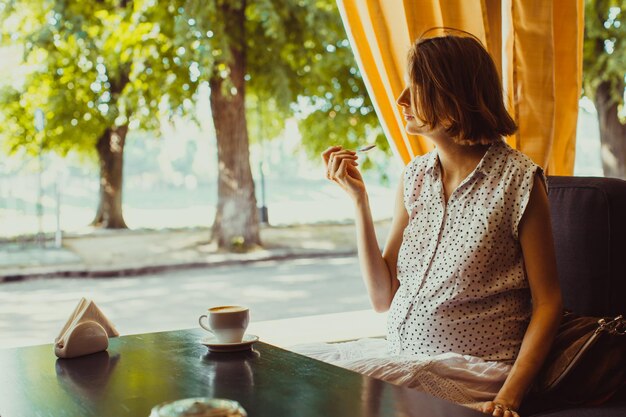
547 176 626 316
524 176 626 416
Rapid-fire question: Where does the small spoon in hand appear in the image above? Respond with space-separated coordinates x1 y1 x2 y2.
355 144 376 153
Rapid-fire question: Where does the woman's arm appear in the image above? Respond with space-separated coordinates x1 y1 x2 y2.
354 170 407 312
481 174 563 416
322 146 407 312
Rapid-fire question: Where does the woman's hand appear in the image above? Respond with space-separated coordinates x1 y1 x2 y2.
322 145 365 201
476 399 520 417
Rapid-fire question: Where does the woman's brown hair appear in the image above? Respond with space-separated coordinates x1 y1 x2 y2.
407 28 517 145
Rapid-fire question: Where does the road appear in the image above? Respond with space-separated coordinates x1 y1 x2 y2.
0 256 371 349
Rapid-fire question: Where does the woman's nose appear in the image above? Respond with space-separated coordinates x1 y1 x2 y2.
396 87 410 107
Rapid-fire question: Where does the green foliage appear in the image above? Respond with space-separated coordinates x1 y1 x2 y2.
221 0 386 161
0 0 385 169
0 0 204 157
285 1 388 165
583 0 626 106
245 93 287 144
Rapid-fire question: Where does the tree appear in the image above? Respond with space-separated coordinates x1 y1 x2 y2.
181 0 385 249
1 0 383 249
584 0 626 179
198 1 260 249
0 0 206 228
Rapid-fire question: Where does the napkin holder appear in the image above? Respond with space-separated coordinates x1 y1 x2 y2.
55 298 119 359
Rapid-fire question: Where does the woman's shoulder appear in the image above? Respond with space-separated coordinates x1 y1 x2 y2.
494 141 547 194
497 140 541 178
405 148 438 174
403 149 438 190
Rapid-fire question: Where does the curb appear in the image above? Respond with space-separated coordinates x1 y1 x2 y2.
0 249 357 283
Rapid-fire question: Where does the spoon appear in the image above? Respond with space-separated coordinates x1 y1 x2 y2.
355 144 376 153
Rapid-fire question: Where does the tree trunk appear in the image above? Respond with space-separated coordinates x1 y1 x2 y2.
209 0 261 250
594 79 626 180
92 125 129 229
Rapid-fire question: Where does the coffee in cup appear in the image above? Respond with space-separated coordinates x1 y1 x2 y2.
199 306 249 343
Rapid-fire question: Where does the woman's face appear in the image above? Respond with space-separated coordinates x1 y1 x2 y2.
396 86 423 135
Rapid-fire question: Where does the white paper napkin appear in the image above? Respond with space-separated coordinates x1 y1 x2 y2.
54 298 119 359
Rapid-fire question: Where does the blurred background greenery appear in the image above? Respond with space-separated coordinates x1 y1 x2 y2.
0 0 623 251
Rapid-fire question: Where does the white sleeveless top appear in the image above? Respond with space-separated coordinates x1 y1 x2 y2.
387 139 546 361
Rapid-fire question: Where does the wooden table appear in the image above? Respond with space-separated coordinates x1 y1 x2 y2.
0 329 485 417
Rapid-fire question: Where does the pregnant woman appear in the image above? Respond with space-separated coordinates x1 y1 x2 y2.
300 30 563 417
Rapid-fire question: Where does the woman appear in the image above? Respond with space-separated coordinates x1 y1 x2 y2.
311 31 563 416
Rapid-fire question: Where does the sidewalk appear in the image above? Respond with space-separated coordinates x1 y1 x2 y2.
0 220 391 281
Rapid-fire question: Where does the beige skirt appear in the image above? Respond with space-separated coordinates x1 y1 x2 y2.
290 338 512 407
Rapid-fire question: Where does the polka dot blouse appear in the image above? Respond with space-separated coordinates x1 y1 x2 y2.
387 139 546 361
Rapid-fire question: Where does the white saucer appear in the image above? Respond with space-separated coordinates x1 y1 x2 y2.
200 334 259 352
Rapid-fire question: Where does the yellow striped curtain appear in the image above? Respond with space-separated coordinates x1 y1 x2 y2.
337 0 584 174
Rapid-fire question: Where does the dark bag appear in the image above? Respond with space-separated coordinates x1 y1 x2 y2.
532 311 626 405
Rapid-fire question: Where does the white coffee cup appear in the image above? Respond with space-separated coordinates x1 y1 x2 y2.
199 305 250 343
